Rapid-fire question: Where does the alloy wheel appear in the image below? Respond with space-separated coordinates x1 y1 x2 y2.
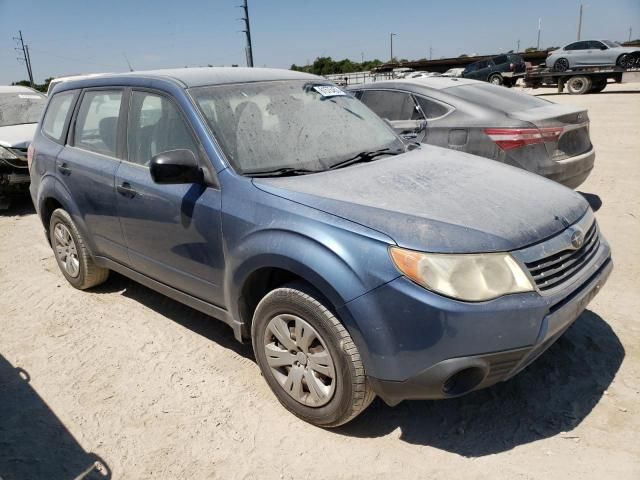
263 313 336 407
555 58 569 72
53 223 80 278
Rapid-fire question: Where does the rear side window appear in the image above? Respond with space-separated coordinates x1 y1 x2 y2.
415 96 451 119
42 91 76 143
127 91 198 166
360 90 421 121
493 55 508 65
74 90 123 157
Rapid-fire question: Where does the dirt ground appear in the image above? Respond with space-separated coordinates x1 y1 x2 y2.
1 83 639 480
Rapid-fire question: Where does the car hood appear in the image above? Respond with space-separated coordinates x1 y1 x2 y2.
0 123 37 149
253 146 589 253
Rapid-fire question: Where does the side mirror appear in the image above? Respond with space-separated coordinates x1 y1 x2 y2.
150 149 203 185
600 45 607 50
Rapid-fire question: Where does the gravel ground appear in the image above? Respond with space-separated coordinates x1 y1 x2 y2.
1 83 639 480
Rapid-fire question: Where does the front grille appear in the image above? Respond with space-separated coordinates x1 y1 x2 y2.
525 221 600 291
554 127 592 159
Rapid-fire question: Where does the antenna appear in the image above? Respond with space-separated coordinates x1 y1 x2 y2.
123 53 134 72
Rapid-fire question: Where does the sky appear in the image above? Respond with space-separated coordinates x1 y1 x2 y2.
1 0 639 84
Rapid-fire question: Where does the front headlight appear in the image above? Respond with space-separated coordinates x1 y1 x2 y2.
0 146 19 160
389 247 534 302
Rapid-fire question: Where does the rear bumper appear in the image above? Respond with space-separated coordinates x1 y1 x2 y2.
542 148 596 189
366 257 612 406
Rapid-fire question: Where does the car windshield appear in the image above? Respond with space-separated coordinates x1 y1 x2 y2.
189 80 403 175
0 91 47 127
602 40 621 48
445 83 550 111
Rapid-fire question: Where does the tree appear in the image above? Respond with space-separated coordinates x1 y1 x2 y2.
524 47 539 53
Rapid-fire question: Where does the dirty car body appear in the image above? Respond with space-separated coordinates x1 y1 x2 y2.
0 86 46 206
349 77 595 189
30 68 612 424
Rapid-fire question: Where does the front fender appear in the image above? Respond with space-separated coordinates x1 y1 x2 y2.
225 225 400 339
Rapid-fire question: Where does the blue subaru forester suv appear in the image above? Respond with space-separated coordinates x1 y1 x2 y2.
29 68 612 427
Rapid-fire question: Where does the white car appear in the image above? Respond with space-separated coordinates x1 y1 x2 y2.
0 86 46 207
546 40 640 72
47 73 108 96
441 67 465 77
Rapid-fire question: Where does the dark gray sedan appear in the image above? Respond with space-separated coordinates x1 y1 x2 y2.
348 77 595 188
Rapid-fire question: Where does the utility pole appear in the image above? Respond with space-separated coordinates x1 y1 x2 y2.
429 47 433 60
517 39 520 52
361 51 364 63
577 4 583 41
13 30 34 87
537 18 541 50
238 0 254 67
629 26 633 42
390 33 397 62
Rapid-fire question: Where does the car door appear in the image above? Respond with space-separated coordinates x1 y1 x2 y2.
588 41 610 64
567 41 593 66
358 89 426 141
462 62 479 80
115 89 224 306
56 88 128 262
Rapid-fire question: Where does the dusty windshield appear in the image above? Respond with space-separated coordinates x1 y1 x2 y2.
0 92 47 127
190 80 403 174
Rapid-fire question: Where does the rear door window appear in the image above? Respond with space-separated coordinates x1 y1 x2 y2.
42 91 77 143
493 55 508 65
73 90 123 157
359 90 421 121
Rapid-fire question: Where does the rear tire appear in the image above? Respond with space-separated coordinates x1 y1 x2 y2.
49 209 109 290
252 283 375 427
488 74 503 85
566 75 592 95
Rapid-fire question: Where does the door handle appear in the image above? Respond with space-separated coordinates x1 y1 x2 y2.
116 182 137 198
57 162 71 175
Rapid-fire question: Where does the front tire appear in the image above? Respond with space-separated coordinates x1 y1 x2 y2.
553 58 570 72
50 208 109 290
252 283 375 427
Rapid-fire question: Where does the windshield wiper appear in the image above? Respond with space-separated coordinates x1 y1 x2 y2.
245 167 321 178
328 148 403 170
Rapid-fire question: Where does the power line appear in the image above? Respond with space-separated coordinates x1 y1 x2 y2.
237 0 254 67
13 31 34 87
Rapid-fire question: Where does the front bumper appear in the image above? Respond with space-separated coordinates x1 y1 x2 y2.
339 232 612 406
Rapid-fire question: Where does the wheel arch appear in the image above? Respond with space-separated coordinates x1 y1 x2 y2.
226 229 384 341
37 177 97 254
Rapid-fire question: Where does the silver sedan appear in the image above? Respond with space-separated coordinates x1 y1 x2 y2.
547 40 640 71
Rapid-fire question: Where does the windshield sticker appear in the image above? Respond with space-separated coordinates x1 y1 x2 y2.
313 85 346 97
18 94 42 99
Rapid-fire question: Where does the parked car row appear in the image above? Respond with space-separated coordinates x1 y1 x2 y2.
27 67 612 427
